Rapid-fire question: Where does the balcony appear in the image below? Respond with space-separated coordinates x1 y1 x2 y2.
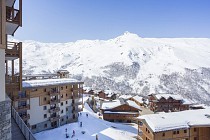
15 105 30 112
49 99 60 105
5 42 21 60
48 91 59 96
13 95 29 101
21 114 30 121
49 107 60 113
49 115 60 122
6 0 22 35
5 75 20 84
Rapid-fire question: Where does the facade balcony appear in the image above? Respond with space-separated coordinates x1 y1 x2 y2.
15 105 30 112
49 99 60 105
48 91 59 96
48 107 60 113
13 95 29 101
5 42 22 60
5 75 20 84
21 114 30 121
6 0 22 35
49 115 60 122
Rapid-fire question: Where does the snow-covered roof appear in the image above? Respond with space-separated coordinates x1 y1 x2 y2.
132 95 144 104
101 100 121 110
104 111 139 115
126 100 142 110
153 93 183 100
101 99 141 111
22 78 83 88
119 95 132 100
182 98 194 105
138 109 210 132
190 104 210 109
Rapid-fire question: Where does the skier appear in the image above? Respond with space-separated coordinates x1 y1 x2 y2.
80 122 82 127
86 113 88 118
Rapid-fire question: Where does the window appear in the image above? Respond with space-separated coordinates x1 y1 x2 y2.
146 128 147 132
162 133 165 137
66 116 68 119
61 110 63 114
194 128 197 132
32 89 37 92
32 125 37 129
66 101 68 104
61 87 63 90
61 94 63 98
44 114 47 118
44 88 47 92
66 94 68 97
61 102 63 106
148 130 150 133
44 97 47 101
61 118 64 121
66 108 68 111
173 131 176 135
66 86 68 89
43 106 47 110
44 124 47 128
184 129 187 133
177 130 179 134
194 137 197 140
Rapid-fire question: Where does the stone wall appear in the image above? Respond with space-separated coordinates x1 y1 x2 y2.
0 99 11 140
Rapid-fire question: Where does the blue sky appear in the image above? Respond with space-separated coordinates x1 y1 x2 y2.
15 0 210 42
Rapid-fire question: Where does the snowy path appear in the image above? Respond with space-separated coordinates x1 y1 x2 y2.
34 103 138 140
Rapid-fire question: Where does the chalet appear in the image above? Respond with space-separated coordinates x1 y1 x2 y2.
83 87 95 95
137 109 210 140
98 90 117 100
149 93 193 112
130 95 145 106
101 99 141 123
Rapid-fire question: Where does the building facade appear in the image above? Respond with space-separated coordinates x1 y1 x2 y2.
20 78 84 133
0 0 22 139
137 109 210 140
149 94 191 112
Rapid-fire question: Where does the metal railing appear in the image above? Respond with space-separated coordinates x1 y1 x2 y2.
6 6 21 24
11 106 36 140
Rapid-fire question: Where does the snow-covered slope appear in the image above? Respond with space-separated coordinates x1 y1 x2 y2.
13 32 210 104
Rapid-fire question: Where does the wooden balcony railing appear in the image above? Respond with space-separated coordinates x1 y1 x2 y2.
49 115 60 122
49 107 60 113
6 6 21 25
6 42 21 57
15 105 30 112
49 99 60 105
13 95 29 101
21 114 30 121
48 91 60 96
5 75 20 84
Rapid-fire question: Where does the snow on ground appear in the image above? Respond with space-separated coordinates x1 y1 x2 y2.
34 103 138 140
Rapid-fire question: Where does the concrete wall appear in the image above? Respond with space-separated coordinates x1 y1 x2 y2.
28 97 50 125
0 49 5 102
0 99 11 140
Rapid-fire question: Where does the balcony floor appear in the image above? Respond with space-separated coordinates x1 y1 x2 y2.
11 117 26 140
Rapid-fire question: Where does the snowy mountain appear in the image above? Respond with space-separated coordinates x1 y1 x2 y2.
13 32 210 104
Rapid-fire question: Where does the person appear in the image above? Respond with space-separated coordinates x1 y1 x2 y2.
78 113 80 117
80 122 82 127
86 113 88 118
65 128 67 132
73 130 75 136
80 112 82 116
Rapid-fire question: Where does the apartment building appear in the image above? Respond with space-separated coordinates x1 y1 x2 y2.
149 93 192 112
137 109 210 140
0 0 22 139
101 99 141 123
20 78 84 133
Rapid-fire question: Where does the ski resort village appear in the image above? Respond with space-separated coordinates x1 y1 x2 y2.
1 0 210 140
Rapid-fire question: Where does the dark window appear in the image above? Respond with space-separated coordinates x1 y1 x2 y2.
32 125 36 129
194 137 197 140
44 114 47 118
184 129 187 133
177 130 179 134
44 97 47 101
44 88 47 92
66 94 68 97
61 87 63 90
173 131 176 135
66 108 68 111
61 110 63 114
61 102 63 106
162 133 165 137
66 101 68 104
44 124 47 128
61 118 64 121
66 86 68 89
43 106 47 110
148 130 150 133
194 128 197 132
66 116 68 119
61 94 63 98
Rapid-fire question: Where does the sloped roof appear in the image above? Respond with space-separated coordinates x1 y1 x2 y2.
138 109 210 132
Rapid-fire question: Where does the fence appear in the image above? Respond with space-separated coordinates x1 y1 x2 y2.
11 106 36 140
